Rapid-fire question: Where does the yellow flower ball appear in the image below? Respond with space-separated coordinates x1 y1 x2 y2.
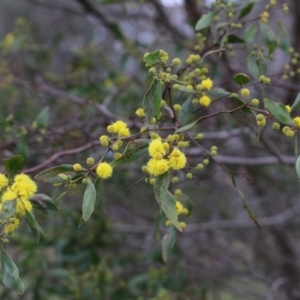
147 159 169 176
241 88 250 98
73 163 82 172
135 108 145 118
200 78 213 90
12 174 37 201
293 116 300 129
199 95 211 107
148 139 166 159
96 163 113 179
168 148 186 170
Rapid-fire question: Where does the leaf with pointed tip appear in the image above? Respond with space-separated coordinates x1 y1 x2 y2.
2 155 25 179
195 11 219 31
231 175 260 229
30 194 59 213
243 25 257 44
143 50 161 65
291 92 300 112
162 226 176 263
175 121 197 133
111 139 150 168
238 0 254 20
35 164 86 184
233 73 250 86
264 98 293 125
82 179 96 221
260 23 278 54
154 173 181 231
1 243 24 294
178 95 194 126
247 56 259 78
25 209 45 243
227 34 246 44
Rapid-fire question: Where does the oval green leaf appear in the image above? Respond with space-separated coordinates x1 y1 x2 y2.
264 98 293 125
162 226 176 263
143 50 161 65
1 244 24 294
233 73 250 86
35 164 86 184
291 92 300 112
82 179 96 221
195 11 219 31
111 139 150 168
2 155 25 179
175 121 197 133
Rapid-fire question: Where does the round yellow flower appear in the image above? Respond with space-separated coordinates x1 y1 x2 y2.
118 127 130 137
99 135 110 146
135 108 145 117
12 174 37 201
147 159 169 176
241 88 250 97
200 78 213 90
168 148 186 170
96 163 113 179
0 174 8 190
199 95 211 107
148 139 166 160
73 163 82 171
293 116 300 129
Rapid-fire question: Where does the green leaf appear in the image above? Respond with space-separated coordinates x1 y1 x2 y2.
247 56 259 78
295 155 300 180
175 121 197 134
25 209 45 243
143 80 163 123
264 98 293 125
291 92 300 112
162 226 176 263
195 11 219 31
0 200 16 222
233 73 250 86
231 176 260 229
94 178 102 208
14 137 29 161
176 193 193 217
257 56 267 76
30 194 59 213
227 34 246 44
208 88 231 99
35 164 86 184
277 20 290 52
82 179 96 221
2 155 25 179
176 85 197 94
243 25 257 44
1 243 24 294
178 95 194 126
260 23 278 54
143 50 161 65
35 106 49 127
154 173 182 231
154 80 162 120
238 0 254 20
111 139 150 168
231 96 253 114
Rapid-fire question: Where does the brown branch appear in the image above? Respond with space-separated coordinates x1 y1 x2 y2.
24 141 99 174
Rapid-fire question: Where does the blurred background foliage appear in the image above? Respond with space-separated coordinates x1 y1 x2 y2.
1 0 300 299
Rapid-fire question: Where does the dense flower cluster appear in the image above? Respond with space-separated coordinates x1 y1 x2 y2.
0 173 37 234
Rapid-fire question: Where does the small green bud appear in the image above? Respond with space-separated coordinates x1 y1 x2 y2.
203 158 209 165
272 122 280 130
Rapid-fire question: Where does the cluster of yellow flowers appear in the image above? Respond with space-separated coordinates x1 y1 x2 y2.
143 135 187 178
0 173 37 234
107 120 130 138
